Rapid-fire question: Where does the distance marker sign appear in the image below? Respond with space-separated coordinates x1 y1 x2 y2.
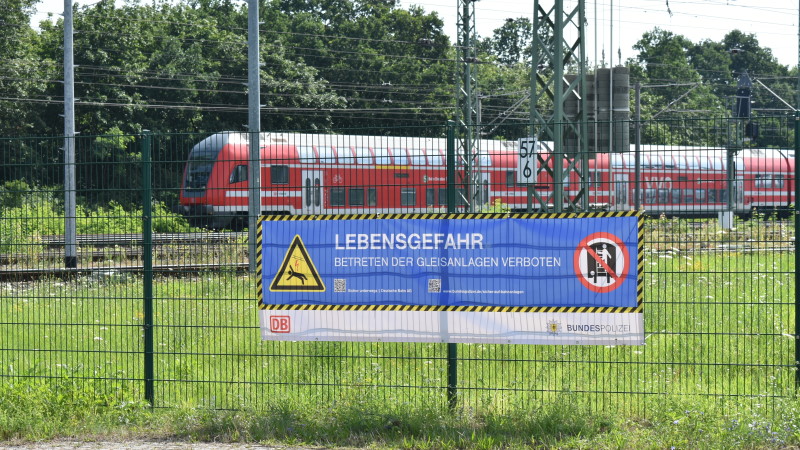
257 212 644 345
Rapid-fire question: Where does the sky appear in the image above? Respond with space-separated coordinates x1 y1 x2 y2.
30 0 800 67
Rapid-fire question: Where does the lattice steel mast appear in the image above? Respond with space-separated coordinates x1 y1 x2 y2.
530 0 588 213
457 0 481 211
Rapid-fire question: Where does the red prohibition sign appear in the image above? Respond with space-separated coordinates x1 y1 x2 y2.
573 232 630 293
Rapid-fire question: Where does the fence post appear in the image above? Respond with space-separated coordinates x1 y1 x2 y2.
795 112 800 391
445 121 458 409
141 131 154 406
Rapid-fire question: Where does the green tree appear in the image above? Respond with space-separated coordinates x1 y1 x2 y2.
36 0 344 135
0 0 49 135
271 0 453 132
481 17 534 67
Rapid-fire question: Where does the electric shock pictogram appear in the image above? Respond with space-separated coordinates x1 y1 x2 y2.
269 235 325 292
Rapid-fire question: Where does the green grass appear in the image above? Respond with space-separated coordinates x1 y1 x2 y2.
2 376 800 448
1 216 798 447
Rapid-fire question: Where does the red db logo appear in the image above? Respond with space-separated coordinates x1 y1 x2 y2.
269 316 291 333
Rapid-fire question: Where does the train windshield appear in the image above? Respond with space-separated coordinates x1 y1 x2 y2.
183 133 236 195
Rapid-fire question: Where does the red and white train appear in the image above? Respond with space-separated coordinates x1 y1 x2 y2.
179 132 795 228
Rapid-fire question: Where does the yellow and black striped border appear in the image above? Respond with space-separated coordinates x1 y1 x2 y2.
257 211 644 314
259 304 640 313
259 210 639 222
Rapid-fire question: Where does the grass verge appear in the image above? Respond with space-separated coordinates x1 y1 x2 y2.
2 376 800 449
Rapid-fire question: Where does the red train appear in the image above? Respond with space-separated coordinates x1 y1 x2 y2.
179 132 795 228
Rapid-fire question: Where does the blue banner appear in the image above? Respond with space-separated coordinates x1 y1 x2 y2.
260 215 640 309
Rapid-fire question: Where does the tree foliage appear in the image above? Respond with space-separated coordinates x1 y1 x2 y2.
0 2 792 147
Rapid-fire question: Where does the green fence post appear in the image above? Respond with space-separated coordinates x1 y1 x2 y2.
795 113 800 391
445 121 458 409
141 131 154 406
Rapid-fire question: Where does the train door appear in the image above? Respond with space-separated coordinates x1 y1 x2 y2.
613 174 630 210
735 175 744 211
302 170 323 214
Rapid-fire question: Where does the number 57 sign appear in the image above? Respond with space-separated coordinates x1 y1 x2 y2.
517 137 539 185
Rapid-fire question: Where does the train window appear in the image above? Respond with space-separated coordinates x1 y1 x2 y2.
271 165 289 185
305 179 311 207
755 174 783 188
709 189 727 203
229 165 247 184
480 154 492 167
671 189 681 203
298 146 317 164
699 157 711 170
645 189 656 203
318 146 336 164
349 188 364 206
338 147 355 164
394 150 411 165
355 147 373 164
426 188 435 206
408 149 427 165
687 156 699 170
712 157 724 170
428 150 444 166
658 189 668 204
683 189 694 203
676 156 688 169
401 188 416 206
314 177 321 207
330 187 345 206
695 189 706 202
438 188 448 206
652 155 664 169
506 171 515 187
368 188 377 206
588 172 600 188
375 148 391 165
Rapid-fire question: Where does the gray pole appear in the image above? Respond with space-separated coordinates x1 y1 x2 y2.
64 0 77 269
247 0 262 273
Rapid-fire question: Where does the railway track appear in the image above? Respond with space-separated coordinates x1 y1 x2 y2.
0 228 793 281
38 231 244 247
0 263 250 282
0 232 249 281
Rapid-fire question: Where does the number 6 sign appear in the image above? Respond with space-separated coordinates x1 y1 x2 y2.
517 137 538 185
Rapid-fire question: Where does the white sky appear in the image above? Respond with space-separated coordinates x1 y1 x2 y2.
31 0 800 67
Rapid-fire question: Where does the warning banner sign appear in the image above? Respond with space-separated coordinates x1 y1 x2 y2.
257 212 644 346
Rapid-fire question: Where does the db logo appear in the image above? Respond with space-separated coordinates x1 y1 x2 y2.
269 316 291 333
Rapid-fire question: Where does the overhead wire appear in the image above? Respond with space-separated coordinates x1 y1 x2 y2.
8 0 797 127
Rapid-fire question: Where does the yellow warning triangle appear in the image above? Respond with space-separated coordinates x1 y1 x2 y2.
270 235 325 292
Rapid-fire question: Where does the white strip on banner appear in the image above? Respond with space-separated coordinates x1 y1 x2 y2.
260 310 644 345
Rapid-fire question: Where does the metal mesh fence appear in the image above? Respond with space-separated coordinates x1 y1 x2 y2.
0 117 796 415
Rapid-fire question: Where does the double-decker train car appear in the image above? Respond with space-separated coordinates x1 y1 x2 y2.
179 132 794 228
585 147 794 217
